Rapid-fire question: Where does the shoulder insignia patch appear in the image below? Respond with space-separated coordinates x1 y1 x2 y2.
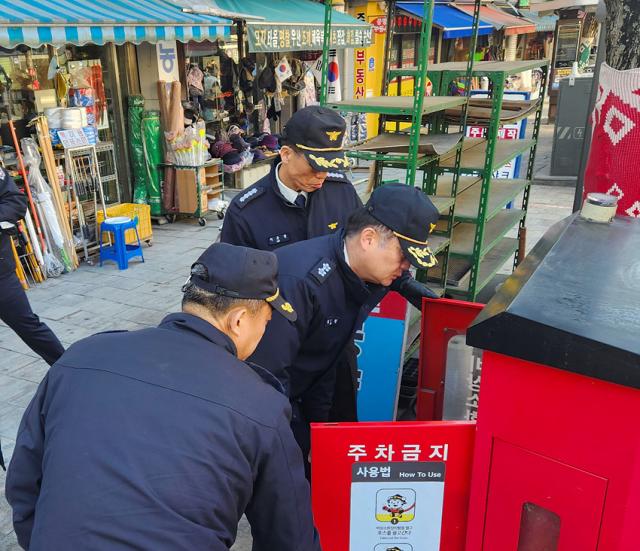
309 258 336 285
236 186 265 208
326 171 346 181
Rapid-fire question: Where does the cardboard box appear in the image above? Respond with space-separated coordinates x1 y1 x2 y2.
176 167 205 213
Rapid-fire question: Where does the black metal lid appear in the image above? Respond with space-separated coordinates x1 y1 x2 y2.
467 214 640 389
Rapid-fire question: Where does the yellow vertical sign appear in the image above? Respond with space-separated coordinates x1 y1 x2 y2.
349 1 387 139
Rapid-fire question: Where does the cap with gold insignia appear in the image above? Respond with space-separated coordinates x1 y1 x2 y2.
187 243 297 321
365 183 440 269
281 105 348 171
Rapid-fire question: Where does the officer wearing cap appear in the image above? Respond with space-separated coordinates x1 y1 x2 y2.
220 105 362 250
249 183 441 470
6 243 320 551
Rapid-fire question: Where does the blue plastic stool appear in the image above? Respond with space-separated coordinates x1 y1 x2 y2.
99 216 145 270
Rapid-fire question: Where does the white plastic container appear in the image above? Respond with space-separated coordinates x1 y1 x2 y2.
45 107 63 129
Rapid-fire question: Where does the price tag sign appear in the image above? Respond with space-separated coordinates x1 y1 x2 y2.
58 129 89 149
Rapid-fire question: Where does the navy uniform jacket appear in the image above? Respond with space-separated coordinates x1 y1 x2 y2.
220 160 362 250
249 232 388 423
6 313 320 551
0 168 27 275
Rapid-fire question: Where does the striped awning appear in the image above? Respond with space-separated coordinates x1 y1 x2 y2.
0 0 232 49
513 10 558 32
454 4 537 35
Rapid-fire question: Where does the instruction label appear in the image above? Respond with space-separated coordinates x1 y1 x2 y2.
349 462 445 550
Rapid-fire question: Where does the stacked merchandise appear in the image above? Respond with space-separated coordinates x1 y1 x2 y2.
209 128 280 174
165 121 208 166
5 116 80 290
46 64 106 146
128 96 163 217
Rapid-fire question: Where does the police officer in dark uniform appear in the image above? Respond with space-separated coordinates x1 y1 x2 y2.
0 166 65 472
0 166 64 366
221 107 438 423
6 243 320 551
220 105 362 250
249 183 441 470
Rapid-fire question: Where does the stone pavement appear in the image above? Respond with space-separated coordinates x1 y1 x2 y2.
0 179 574 549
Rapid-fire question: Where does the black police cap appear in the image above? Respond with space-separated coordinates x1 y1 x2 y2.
366 183 440 269
281 106 349 172
188 243 297 321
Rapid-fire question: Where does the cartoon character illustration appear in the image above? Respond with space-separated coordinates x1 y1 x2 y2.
375 490 416 524
384 494 409 524
373 544 414 551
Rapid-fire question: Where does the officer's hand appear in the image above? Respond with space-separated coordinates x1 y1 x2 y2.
390 272 440 309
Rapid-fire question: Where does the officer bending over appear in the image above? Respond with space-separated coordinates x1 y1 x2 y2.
250 183 440 466
220 105 362 250
6 244 320 551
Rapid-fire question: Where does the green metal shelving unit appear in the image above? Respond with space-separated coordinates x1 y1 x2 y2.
426 59 550 300
320 0 483 298
319 0 484 367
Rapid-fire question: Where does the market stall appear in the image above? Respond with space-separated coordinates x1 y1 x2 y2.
0 0 231 282
181 0 373 190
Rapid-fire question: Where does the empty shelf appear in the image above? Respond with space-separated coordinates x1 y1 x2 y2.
325 95 467 116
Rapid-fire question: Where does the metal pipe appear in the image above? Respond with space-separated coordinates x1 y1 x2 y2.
573 0 607 212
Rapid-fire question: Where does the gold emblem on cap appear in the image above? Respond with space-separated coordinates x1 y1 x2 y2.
326 130 342 141
281 302 294 313
265 289 280 302
407 246 437 268
308 154 349 169
328 222 338 230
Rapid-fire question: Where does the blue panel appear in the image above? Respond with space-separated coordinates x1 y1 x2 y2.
90 26 103 45
37 26 52 45
356 317 406 421
113 26 126 43
397 2 493 39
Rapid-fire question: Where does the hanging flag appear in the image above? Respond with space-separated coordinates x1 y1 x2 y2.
327 50 342 103
305 56 324 84
275 56 293 82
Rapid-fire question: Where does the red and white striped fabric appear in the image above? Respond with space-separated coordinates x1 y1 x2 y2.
584 63 640 218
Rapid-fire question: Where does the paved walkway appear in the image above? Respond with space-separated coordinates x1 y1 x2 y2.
0 178 574 549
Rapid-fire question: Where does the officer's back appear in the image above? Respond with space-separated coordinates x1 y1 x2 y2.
6 244 319 551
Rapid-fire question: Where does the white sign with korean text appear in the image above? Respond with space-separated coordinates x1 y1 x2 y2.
57 129 89 149
350 462 445 550
156 40 180 82
466 92 529 180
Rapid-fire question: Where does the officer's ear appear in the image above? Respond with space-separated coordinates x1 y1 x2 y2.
280 145 295 165
225 306 247 336
359 227 379 250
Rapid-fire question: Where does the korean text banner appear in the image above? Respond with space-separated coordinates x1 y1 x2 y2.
248 24 372 52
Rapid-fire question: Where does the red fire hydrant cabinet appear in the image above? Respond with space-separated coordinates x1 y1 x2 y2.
464 214 640 550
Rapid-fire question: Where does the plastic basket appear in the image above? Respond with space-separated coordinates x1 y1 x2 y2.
97 203 152 245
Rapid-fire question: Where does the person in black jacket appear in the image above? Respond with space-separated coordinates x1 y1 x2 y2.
220 105 362 250
0 166 65 472
6 243 321 551
249 184 441 471
0 167 64 366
